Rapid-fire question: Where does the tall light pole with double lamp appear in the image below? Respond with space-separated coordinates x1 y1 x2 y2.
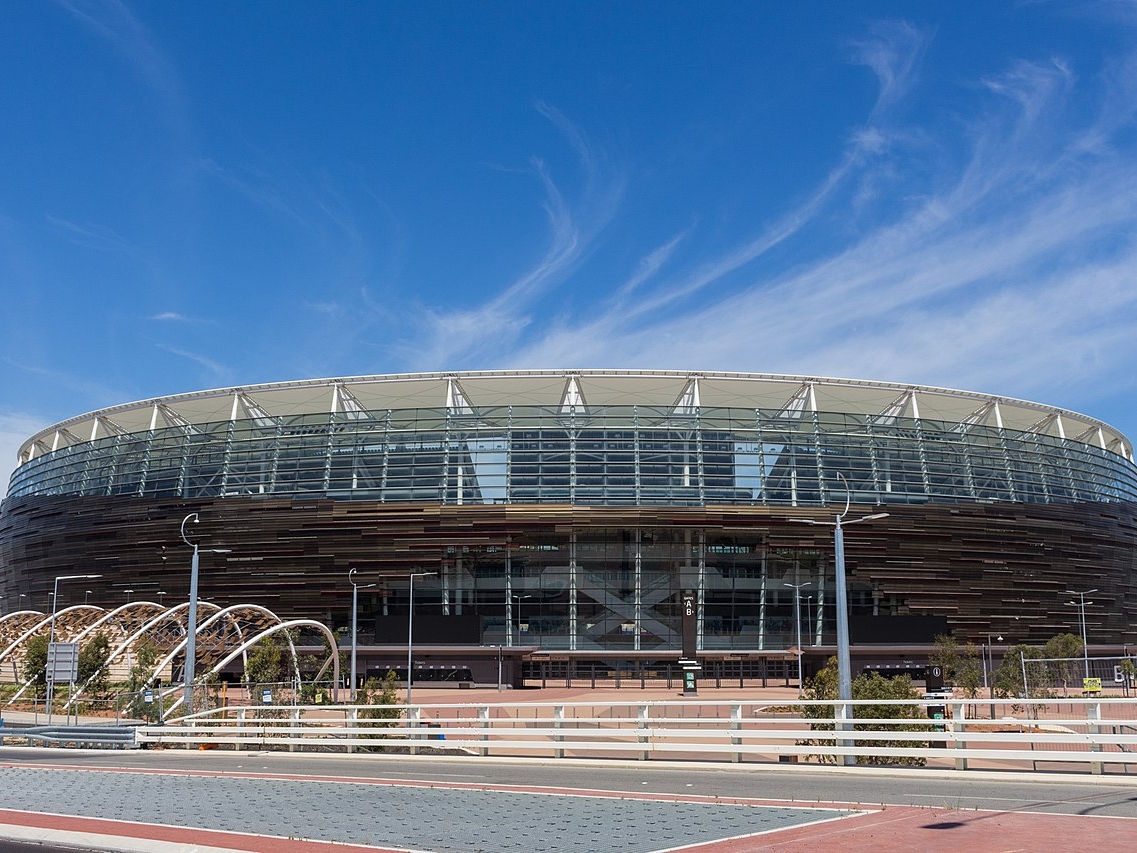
784 581 812 698
789 473 888 765
983 633 1003 719
405 571 437 714
348 569 376 699
1066 588 1097 680
46 573 101 723
181 513 231 715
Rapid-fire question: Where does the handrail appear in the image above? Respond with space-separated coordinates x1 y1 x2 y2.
138 696 1137 775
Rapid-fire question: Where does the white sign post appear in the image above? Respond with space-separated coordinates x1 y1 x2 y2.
47 642 80 724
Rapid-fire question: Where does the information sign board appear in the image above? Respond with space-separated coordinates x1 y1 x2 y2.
46 642 79 685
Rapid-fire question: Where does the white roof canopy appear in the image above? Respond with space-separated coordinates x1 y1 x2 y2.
18 369 1133 465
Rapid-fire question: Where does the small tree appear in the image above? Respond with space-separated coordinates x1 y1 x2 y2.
355 670 404 745
799 657 929 766
77 632 112 699
125 638 162 721
1043 632 1084 691
992 643 1048 706
22 634 48 698
245 635 284 688
955 643 983 703
1121 659 1137 697
929 634 959 684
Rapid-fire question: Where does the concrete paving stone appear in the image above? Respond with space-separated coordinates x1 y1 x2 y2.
0 766 847 851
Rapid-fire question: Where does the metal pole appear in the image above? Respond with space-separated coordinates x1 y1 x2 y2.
405 571 436 714
45 573 100 725
1066 589 1097 682
786 473 886 769
46 576 60 724
794 588 802 697
982 641 990 718
1081 597 1088 679
1081 597 1089 679
834 519 852 705
181 513 230 716
351 575 358 698
184 543 200 714
407 575 415 712
784 581 810 699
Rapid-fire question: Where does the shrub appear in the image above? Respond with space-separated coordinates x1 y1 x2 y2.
799 656 930 766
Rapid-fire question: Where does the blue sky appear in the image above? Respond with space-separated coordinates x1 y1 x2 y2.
3 1 1137 485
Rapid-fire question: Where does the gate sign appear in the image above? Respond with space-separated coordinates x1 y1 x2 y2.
926 664 944 692
1083 677 1102 693
681 589 697 661
46 642 79 685
261 689 273 704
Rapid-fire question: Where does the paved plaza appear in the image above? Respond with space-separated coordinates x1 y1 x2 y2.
0 762 851 852
3 754 1137 852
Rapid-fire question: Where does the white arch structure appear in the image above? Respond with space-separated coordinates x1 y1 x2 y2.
163 618 340 716
2 600 338 712
0 610 48 681
140 603 302 700
60 601 224 709
0 605 109 691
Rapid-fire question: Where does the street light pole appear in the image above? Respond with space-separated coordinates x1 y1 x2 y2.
45 573 101 723
405 571 437 715
181 513 231 715
984 633 1002 719
348 569 376 700
788 472 888 766
1066 589 1098 680
784 581 812 699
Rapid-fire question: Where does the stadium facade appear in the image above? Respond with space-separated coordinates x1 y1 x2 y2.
2 370 1136 684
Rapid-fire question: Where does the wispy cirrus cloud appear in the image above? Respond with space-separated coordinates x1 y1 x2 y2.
395 27 930 377
482 23 1137 418
46 215 138 255
402 103 626 369
154 344 230 379
54 0 188 137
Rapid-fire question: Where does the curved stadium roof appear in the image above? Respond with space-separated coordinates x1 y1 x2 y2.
17 369 1133 465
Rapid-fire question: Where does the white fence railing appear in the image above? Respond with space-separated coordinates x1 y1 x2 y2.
136 697 1137 775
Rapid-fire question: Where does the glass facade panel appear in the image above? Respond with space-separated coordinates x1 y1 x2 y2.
8 404 1137 507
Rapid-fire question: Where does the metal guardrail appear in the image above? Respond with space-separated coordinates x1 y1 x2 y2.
136 697 1137 774
3 724 137 749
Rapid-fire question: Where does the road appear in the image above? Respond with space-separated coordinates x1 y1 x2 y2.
1 746 1136 851
5 746 1137 816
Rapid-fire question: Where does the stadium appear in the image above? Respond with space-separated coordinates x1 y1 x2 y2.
2 370 1136 687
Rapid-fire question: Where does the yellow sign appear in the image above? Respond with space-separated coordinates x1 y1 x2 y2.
1084 677 1102 693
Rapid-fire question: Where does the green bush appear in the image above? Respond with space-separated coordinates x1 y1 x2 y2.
356 670 403 739
799 656 930 766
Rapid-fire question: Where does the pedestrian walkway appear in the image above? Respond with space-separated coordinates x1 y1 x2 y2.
0 762 849 852
1 758 1135 852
